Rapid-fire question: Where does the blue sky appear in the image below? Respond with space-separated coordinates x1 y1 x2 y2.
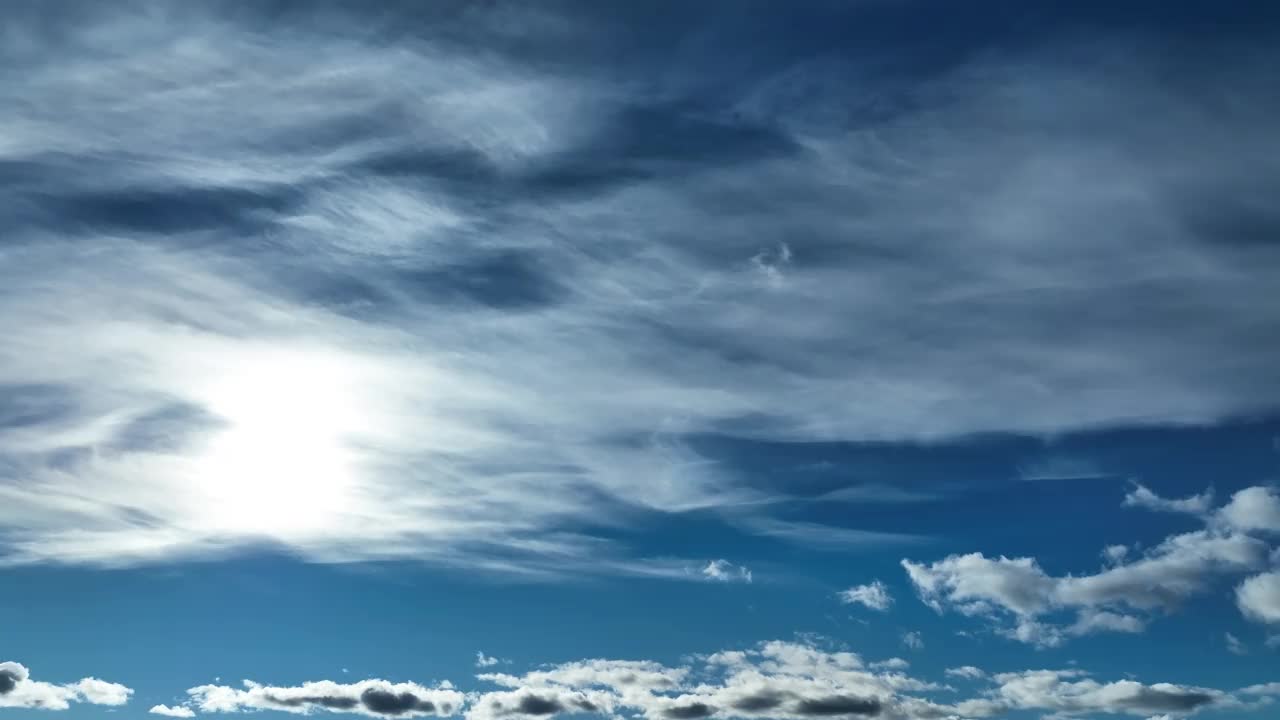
2 1 1280 719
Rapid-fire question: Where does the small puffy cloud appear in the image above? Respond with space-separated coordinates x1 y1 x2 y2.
476 652 501 668
702 560 752 583
70 678 133 705
1102 545 1130 566
945 666 985 680
1218 486 1280 534
1236 571 1280 624
900 632 924 651
1123 483 1213 515
0 661 132 711
839 581 893 611
188 679 464 717
903 553 1054 616
151 704 197 717
869 658 909 671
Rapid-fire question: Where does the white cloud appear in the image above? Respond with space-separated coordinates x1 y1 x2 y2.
188 679 464 717
0 661 132 711
702 560 753 583
839 581 893 611
476 652 501 668
904 486 1276 645
1123 483 1213 515
0 3 1278 572
989 670 1223 718
150 704 197 717
945 666 985 680
473 639 955 720
1217 486 1280 534
1236 571 1280 624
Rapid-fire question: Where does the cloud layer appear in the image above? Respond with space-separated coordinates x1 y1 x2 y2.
2 1 1279 571
171 638 1279 720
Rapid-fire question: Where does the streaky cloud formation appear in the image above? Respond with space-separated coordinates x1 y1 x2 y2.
2 0 1280 575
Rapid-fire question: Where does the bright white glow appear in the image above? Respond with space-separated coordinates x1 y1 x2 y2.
190 350 366 537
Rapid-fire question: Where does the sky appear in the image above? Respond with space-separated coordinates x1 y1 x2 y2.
2 1 1280 719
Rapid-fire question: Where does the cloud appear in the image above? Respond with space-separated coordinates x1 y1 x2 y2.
476 653 502 669
989 670 1222 717
0 661 132 710
465 637 1255 720
1225 632 1248 656
2 2 1279 572
187 679 464 717
1123 483 1213 515
839 581 893 611
945 666 985 680
903 486 1276 645
474 639 958 720
702 560 753 583
151 704 197 717
1236 571 1280 624
1217 486 1280 534
900 632 924 651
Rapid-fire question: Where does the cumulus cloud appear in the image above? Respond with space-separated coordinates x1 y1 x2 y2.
0 661 132 711
187 679 464 717
2 1 1280 572
474 639 959 720
988 670 1222 718
839 581 893 611
465 638 1254 720
1236 571 1280 624
1217 487 1280 534
151 704 197 717
904 486 1276 645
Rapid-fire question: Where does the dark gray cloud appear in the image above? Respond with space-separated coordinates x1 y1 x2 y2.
263 692 359 710
663 702 715 719
793 696 881 717
1119 687 1214 713
361 688 438 716
515 695 563 716
0 668 19 694
729 692 786 711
